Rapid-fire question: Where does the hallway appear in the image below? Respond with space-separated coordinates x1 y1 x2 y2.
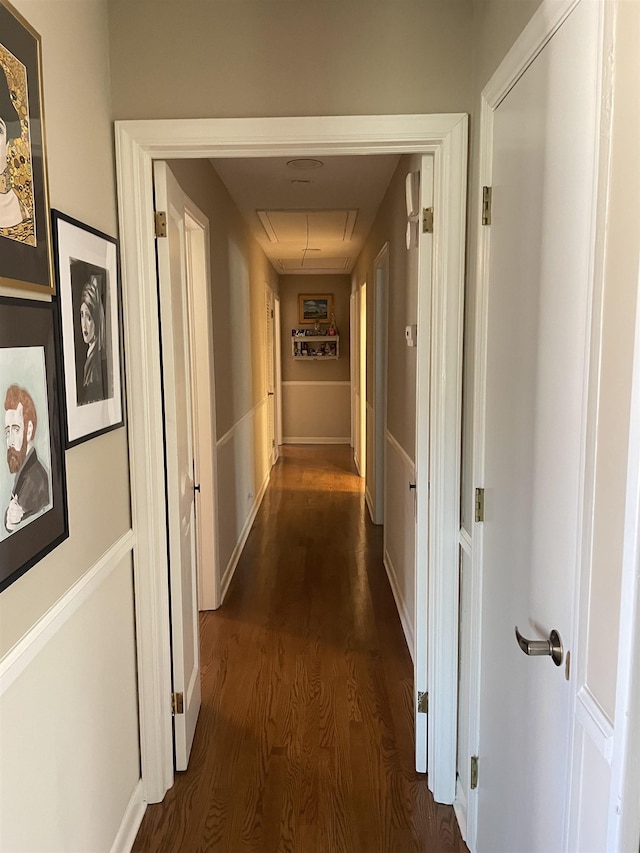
133 446 466 852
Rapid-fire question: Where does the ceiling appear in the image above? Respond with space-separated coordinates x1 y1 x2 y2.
211 154 401 276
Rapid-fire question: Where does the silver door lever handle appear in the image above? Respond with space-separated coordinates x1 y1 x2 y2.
515 626 563 666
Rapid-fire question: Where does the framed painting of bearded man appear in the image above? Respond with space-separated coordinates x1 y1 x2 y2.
0 0 53 294
0 297 68 591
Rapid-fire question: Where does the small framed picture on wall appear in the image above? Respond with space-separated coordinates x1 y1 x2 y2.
51 210 124 447
298 293 334 325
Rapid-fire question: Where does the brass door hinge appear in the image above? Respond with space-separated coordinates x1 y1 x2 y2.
417 691 429 714
475 487 485 523
172 692 184 715
423 207 434 234
482 186 492 226
470 755 479 789
155 210 167 238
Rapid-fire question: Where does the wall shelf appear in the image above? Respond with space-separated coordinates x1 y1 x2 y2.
291 332 339 360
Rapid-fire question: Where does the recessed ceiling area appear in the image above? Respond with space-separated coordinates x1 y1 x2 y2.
211 154 400 275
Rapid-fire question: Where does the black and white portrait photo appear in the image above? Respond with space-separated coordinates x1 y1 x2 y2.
70 260 112 406
0 347 52 542
52 210 123 447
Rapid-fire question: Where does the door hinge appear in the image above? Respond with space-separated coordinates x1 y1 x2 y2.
155 210 167 238
470 755 479 789
171 692 184 716
482 186 492 226
417 691 429 714
475 487 485 523
422 207 434 234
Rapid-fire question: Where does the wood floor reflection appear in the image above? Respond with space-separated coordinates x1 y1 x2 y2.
133 445 467 853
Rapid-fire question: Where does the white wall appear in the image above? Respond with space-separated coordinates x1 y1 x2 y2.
0 2 141 850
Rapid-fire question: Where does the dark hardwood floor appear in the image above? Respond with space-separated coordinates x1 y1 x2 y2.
133 445 468 852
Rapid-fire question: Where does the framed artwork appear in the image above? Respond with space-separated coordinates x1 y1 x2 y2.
52 210 124 447
0 0 53 294
298 293 334 325
0 297 68 592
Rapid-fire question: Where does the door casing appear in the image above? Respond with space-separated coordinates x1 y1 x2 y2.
114 113 467 805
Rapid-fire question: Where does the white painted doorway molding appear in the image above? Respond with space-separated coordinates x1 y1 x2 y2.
115 114 467 805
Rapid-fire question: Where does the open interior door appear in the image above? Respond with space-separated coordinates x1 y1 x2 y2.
154 160 201 771
476 2 600 847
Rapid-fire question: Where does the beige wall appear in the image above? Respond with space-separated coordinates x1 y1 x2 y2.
354 155 417 459
0 2 140 850
280 274 351 443
108 0 473 120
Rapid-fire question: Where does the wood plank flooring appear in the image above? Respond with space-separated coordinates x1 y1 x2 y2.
133 445 467 853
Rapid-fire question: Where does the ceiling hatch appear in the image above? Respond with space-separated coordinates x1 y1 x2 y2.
257 209 358 244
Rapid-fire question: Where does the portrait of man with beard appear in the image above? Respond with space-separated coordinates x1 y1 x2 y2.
4 383 50 534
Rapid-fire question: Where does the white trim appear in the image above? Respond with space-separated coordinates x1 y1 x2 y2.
281 380 350 387
282 436 350 445
575 686 614 764
0 530 135 696
458 527 472 557
383 549 415 661
608 261 640 851
482 0 582 110
114 112 467 806
454 777 468 846
219 468 270 602
216 398 267 449
109 780 146 853
365 486 375 521
385 428 414 472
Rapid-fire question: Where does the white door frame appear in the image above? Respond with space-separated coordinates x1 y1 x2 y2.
370 242 389 525
115 113 467 804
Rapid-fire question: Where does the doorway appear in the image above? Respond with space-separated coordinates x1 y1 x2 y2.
115 114 467 805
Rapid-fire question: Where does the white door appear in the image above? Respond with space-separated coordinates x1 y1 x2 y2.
476 2 600 849
265 285 276 466
154 160 201 771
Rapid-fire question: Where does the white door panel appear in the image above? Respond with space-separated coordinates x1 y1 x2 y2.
476 2 600 849
154 161 201 772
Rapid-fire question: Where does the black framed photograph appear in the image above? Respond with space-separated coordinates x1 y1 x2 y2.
52 210 124 447
0 0 53 294
298 293 334 324
0 297 68 591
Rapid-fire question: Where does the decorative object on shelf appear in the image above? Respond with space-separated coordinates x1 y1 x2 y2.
291 329 340 359
298 293 334 325
0 1 53 294
328 312 338 335
52 210 124 447
0 296 69 592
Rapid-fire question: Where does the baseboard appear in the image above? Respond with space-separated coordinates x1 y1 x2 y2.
383 549 415 661
282 436 351 445
454 776 468 846
220 469 270 602
365 487 375 521
110 779 146 853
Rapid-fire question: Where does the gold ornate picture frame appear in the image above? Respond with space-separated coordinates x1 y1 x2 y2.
0 0 53 294
298 293 334 325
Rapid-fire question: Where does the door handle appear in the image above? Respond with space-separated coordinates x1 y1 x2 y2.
515 626 563 666
267 391 275 396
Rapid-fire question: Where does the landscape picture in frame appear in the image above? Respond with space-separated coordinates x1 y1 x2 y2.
0 297 68 592
298 293 334 325
52 210 124 447
0 0 53 294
